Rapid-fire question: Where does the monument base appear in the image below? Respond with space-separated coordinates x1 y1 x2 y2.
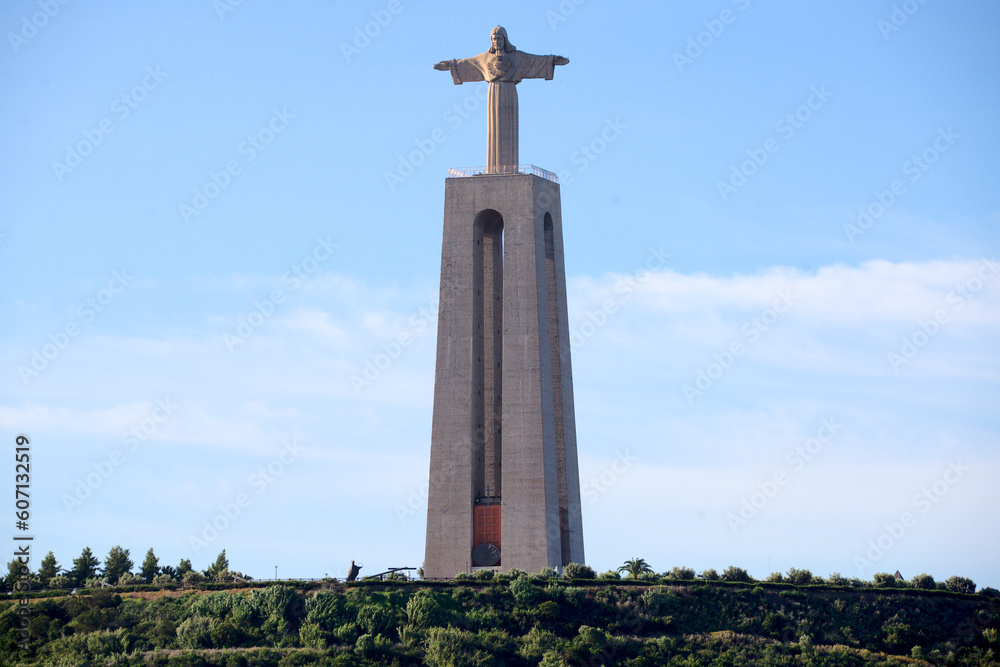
423 171 584 579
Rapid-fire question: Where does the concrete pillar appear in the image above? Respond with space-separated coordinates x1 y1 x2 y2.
424 173 584 578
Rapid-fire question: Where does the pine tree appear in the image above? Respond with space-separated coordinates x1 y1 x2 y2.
103 546 133 585
4 559 29 592
177 558 193 577
38 551 60 586
140 548 160 583
206 550 229 580
70 547 101 586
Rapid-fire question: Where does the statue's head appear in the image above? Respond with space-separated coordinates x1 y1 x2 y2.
490 26 516 54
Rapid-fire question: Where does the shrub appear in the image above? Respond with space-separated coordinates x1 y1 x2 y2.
298 622 328 649
425 627 495 667
766 572 784 583
333 622 359 644
538 567 558 579
357 604 395 636
563 563 595 580
510 575 538 604
354 633 375 654
666 566 695 581
176 615 215 649
911 573 936 590
827 572 848 586
518 626 558 662
597 570 620 580
406 590 449 628
720 566 753 583
700 568 719 581
182 570 206 584
117 572 142 586
471 569 495 581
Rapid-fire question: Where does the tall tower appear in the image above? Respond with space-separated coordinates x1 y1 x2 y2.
423 27 584 578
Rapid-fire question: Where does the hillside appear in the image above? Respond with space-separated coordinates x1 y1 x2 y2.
2 577 998 666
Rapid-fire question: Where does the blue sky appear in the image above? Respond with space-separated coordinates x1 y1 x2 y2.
2 1 998 587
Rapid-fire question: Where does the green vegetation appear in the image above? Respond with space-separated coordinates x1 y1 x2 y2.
2 554 998 665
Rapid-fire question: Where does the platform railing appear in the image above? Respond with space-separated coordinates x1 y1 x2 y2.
447 164 559 183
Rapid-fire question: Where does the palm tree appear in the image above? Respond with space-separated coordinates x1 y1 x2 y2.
618 557 653 580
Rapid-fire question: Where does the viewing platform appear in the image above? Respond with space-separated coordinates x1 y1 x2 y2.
447 164 559 184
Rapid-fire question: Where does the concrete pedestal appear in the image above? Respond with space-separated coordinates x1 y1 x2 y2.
423 172 584 578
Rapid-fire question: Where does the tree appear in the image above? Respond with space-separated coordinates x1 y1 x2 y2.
104 546 134 585
38 551 60 586
4 558 29 592
183 570 207 584
70 547 101 586
667 566 695 580
872 572 896 588
786 568 813 585
720 566 753 583
177 558 193 578
160 565 178 580
140 548 160 583
945 576 976 594
206 550 229 581
617 558 653 580
700 568 719 581
911 573 936 590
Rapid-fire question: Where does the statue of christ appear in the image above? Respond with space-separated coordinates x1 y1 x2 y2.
434 26 569 174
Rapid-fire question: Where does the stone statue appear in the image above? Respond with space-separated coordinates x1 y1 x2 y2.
434 26 569 174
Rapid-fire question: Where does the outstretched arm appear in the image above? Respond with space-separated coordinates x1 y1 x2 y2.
513 52 569 82
433 57 486 85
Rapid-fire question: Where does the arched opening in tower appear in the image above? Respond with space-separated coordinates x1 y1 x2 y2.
473 209 503 506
